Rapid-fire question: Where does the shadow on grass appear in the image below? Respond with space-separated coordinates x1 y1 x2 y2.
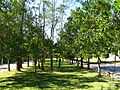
56 66 88 74
0 62 108 89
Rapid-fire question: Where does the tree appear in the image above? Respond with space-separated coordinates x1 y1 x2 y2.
59 0 120 76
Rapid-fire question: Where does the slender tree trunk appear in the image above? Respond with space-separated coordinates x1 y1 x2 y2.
1 43 3 65
113 54 117 74
41 0 45 71
77 57 79 66
50 51 53 71
87 57 90 70
41 59 44 71
34 59 37 73
50 0 56 72
20 57 23 68
1 55 3 64
81 57 83 68
16 60 21 71
27 56 29 67
58 58 61 68
72 59 73 64
97 56 101 77
19 1 25 69
8 59 10 71
38 59 40 69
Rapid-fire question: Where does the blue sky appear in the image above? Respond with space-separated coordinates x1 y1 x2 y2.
30 0 82 42
54 0 81 41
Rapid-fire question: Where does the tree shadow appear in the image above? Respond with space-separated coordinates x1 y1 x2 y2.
0 62 108 89
0 71 107 89
113 82 120 89
57 66 88 74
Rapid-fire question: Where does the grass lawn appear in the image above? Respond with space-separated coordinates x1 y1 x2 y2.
0 60 120 90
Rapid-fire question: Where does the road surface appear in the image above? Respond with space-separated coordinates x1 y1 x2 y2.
67 58 120 80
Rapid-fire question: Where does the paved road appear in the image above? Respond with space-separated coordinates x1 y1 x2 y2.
68 59 120 80
84 63 120 72
90 63 120 80
0 61 33 72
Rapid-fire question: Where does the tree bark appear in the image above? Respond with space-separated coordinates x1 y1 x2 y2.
113 54 117 74
72 59 73 64
38 59 40 69
87 57 90 70
58 58 61 68
34 59 37 73
77 57 79 66
19 1 25 69
8 59 10 71
97 56 101 77
20 57 23 68
1 42 4 65
50 51 53 71
1 56 3 65
81 57 83 68
41 0 45 71
27 56 29 67
41 59 44 71
16 61 21 71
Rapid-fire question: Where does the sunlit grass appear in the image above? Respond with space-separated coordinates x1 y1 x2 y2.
0 59 119 90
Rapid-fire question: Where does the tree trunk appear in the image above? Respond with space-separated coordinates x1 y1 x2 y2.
20 57 23 68
97 56 101 77
41 0 45 71
41 59 44 71
72 59 73 64
1 55 3 64
50 51 53 71
87 57 90 70
77 57 79 66
27 56 29 67
19 1 25 69
16 61 21 71
81 57 83 68
8 59 10 71
38 59 40 69
113 54 117 74
58 58 61 68
34 59 37 73
1 43 3 65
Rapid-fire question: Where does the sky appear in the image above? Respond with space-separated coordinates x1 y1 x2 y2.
30 0 82 42
47 0 82 42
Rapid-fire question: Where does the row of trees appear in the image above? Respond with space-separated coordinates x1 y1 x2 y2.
0 0 120 76
58 0 120 76
0 0 68 72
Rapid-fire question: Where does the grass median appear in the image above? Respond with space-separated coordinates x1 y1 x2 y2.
0 59 119 90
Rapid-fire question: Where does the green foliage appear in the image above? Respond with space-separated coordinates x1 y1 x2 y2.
59 0 120 60
0 0 44 64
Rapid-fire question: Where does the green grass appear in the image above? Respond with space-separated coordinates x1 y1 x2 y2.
0 60 120 90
